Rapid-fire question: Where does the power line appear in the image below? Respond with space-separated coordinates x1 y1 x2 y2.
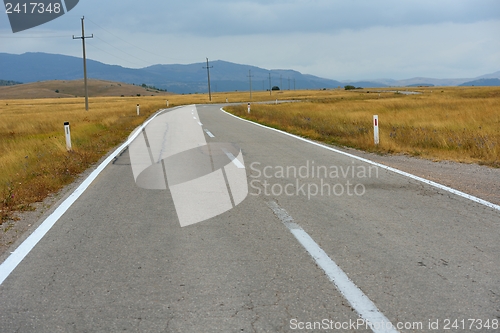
86 43 145 68
93 35 151 66
85 17 182 63
2 17 182 68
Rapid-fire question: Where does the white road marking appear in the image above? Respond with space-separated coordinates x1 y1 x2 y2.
221 107 500 212
222 148 245 169
198 122 203 126
0 108 178 286
267 200 399 333
204 129 215 138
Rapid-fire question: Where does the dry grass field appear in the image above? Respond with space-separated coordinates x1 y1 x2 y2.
1 84 499 222
0 85 287 221
227 87 500 167
0 96 168 221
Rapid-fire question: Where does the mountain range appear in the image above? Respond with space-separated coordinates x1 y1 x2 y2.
0 52 499 94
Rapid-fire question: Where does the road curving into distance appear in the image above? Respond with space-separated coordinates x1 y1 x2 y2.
0 104 499 332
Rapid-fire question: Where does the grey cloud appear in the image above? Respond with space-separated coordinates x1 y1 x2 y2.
10 0 497 36
77 0 500 36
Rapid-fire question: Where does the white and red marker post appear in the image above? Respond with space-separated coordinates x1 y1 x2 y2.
373 115 379 145
64 122 72 151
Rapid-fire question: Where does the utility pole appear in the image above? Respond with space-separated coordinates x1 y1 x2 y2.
269 72 272 96
203 58 213 101
73 16 93 111
247 70 254 100
288 77 290 90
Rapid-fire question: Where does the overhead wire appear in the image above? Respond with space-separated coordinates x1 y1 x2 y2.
86 42 145 68
85 17 183 63
0 17 190 70
92 35 151 67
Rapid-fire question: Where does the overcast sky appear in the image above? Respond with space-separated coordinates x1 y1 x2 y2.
1 0 499 80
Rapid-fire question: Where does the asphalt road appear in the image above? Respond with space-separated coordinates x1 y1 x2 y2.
0 104 499 333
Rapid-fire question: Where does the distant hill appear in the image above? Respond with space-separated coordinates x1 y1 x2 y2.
372 71 500 87
142 61 344 92
0 52 343 94
341 81 388 88
1 52 498 93
0 79 171 99
0 80 22 86
406 83 435 87
459 78 500 87
373 77 471 87
476 71 500 79
0 52 161 87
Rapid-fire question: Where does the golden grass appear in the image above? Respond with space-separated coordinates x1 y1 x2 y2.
0 96 166 220
1 87 499 221
0 90 295 221
226 87 500 166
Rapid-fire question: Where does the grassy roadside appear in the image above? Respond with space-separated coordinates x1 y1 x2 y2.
0 90 300 222
1 87 499 222
0 96 168 221
226 87 500 167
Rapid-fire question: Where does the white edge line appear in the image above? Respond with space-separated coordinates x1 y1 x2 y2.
204 129 215 138
220 107 500 212
0 108 169 286
267 201 398 333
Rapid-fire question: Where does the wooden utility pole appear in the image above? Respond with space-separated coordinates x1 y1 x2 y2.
73 17 93 111
247 70 253 100
269 72 272 96
203 58 213 101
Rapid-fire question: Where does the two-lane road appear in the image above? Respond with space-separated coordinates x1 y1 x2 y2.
1 104 499 332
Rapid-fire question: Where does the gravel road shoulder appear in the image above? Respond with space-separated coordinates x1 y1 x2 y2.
338 147 500 206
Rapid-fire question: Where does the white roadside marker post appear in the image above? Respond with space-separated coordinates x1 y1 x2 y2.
166 100 169 107
373 115 380 145
64 122 72 151
247 102 251 114
137 104 140 116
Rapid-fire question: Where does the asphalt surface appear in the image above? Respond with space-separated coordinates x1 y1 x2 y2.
0 104 499 332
